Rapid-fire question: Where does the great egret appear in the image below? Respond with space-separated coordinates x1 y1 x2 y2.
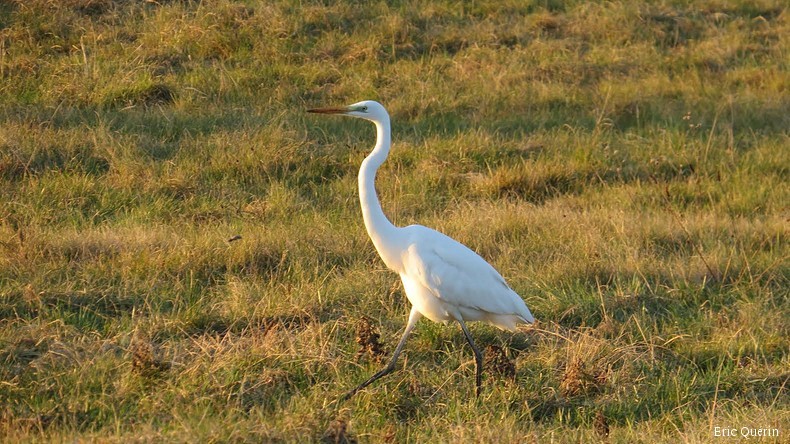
308 100 535 399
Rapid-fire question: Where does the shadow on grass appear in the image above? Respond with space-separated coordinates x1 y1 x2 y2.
0 290 139 334
0 105 267 163
182 311 318 337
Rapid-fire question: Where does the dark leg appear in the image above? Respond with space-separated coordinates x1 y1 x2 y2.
343 308 422 400
458 318 483 397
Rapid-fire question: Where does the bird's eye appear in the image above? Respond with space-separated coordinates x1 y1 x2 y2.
361 106 368 112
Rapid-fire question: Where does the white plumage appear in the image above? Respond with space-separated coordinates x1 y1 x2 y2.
308 100 534 398
400 225 534 329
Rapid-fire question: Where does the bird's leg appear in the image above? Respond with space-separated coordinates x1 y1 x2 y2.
458 319 483 397
343 308 422 400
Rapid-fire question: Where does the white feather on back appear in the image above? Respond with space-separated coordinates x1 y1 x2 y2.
399 225 534 330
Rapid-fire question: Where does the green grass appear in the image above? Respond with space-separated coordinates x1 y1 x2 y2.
1 0 788 442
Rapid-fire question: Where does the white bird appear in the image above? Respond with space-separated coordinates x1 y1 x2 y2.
308 100 534 399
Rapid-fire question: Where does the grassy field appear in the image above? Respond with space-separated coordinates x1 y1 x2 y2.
0 0 788 442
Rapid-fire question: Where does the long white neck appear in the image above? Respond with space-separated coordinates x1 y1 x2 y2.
358 117 403 271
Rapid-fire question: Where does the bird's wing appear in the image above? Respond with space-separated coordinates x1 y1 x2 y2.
401 226 528 317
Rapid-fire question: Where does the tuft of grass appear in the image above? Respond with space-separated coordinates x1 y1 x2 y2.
484 344 516 382
354 316 386 363
101 82 176 109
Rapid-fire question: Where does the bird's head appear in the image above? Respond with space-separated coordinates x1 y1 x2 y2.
307 100 389 123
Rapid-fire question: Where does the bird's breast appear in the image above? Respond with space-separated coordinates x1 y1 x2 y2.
399 274 454 323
